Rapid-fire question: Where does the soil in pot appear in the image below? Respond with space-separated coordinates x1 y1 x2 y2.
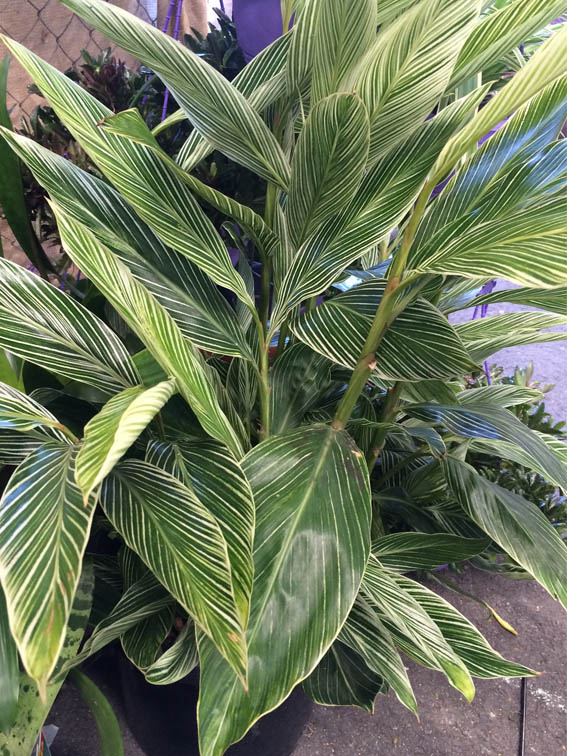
119 657 313 756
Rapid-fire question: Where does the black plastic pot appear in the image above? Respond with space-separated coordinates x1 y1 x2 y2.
119 657 313 756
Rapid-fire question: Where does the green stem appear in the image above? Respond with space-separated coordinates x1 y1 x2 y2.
331 276 401 430
259 343 271 439
276 319 289 358
366 381 404 470
55 422 79 444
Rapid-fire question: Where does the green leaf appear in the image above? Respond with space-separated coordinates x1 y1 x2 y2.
197 425 371 756
291 280 474 380
0 586 18 733
355 0 480 163
144 620 198 685
433 25 567 180
405 403 567 491
0 127 254 361
392 573 535 678
269 343 332 434
372 532 490 572
362 558 475 700
60 0 291 188
310 0 376 104
450 0 567 88
459 285 567 316
0 443 96 694
53 207 246 458
303 639 385 713
0 41 253 308
0 259 140 395
64 570 174 672
101 460 248 685
339 597 417 714
457 385 544 407
0 433 42 466
0 381 70 442
287 93 370 248
177 31 292 170
376 0 421 25
146 439 254 629
75 379 176 502
0 562 94 755
444 457 567 607
68 669 124 756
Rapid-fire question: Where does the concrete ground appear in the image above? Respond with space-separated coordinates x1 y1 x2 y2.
46 284 567 755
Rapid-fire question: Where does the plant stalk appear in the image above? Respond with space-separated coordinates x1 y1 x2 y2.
366 381 404 469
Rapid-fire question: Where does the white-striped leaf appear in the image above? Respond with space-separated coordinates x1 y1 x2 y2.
310 0 377 103
339 597 417 714
302 640 385 712
286 93 370 248
146 439 254 629
101 460 248 684
0 260 139 395
0 585 18 732
354 0 480 164
393 573 535 678
144 620 198 686
0 127 253 361
372 532 489 572
177 31 292 170
63 570 174 672
458 285 567 316
75 379 176 503
433 25 567 180
0 432 42 466
457 385 544 407
450 0 567 88
469 431 567 484
53 208 245 458
60 0 290 188
405 403 567 491
362 557 475 700
197 425 371 756
376 0 422 25
291 280 475 380
0 381 69 443
0 39 253 308
444 457 567 607
271 84 490 318
0 443 96 694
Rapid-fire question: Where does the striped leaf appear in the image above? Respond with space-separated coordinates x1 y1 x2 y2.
0 382 69 443
339 597 417 714
303 640 385 712
64 570 174 672
458 285 567 316
197 425 371 756
393 574 535 678
355 0 480 164
144 620 198 686
291 281 474 381
101 460 248 685
53 208 245 458
0 443 96 694
0 39 253 308
362 557 475 700
146 439 254 629
310 0 377 103
405 403 567 491
444 457 567 607
75 379 176 503
469 431 567 484
287 0 319 97
0 128 253 361
450 0 567 88
457 385 544 407
286 93 370 248
60 0 290 188
177 31 292 170
0 433 42 466
372 532 489 572
0 585 18 732
269 344 332 435
433 25 567 180
0 260 139 395
376 0 422 25
271 84 490 318
100 108 279 262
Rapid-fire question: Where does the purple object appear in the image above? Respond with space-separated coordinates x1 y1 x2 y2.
233 0 284 61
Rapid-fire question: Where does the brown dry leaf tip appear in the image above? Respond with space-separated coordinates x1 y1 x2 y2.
352 450 363 459
96 118 106 127
228 632 240 643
